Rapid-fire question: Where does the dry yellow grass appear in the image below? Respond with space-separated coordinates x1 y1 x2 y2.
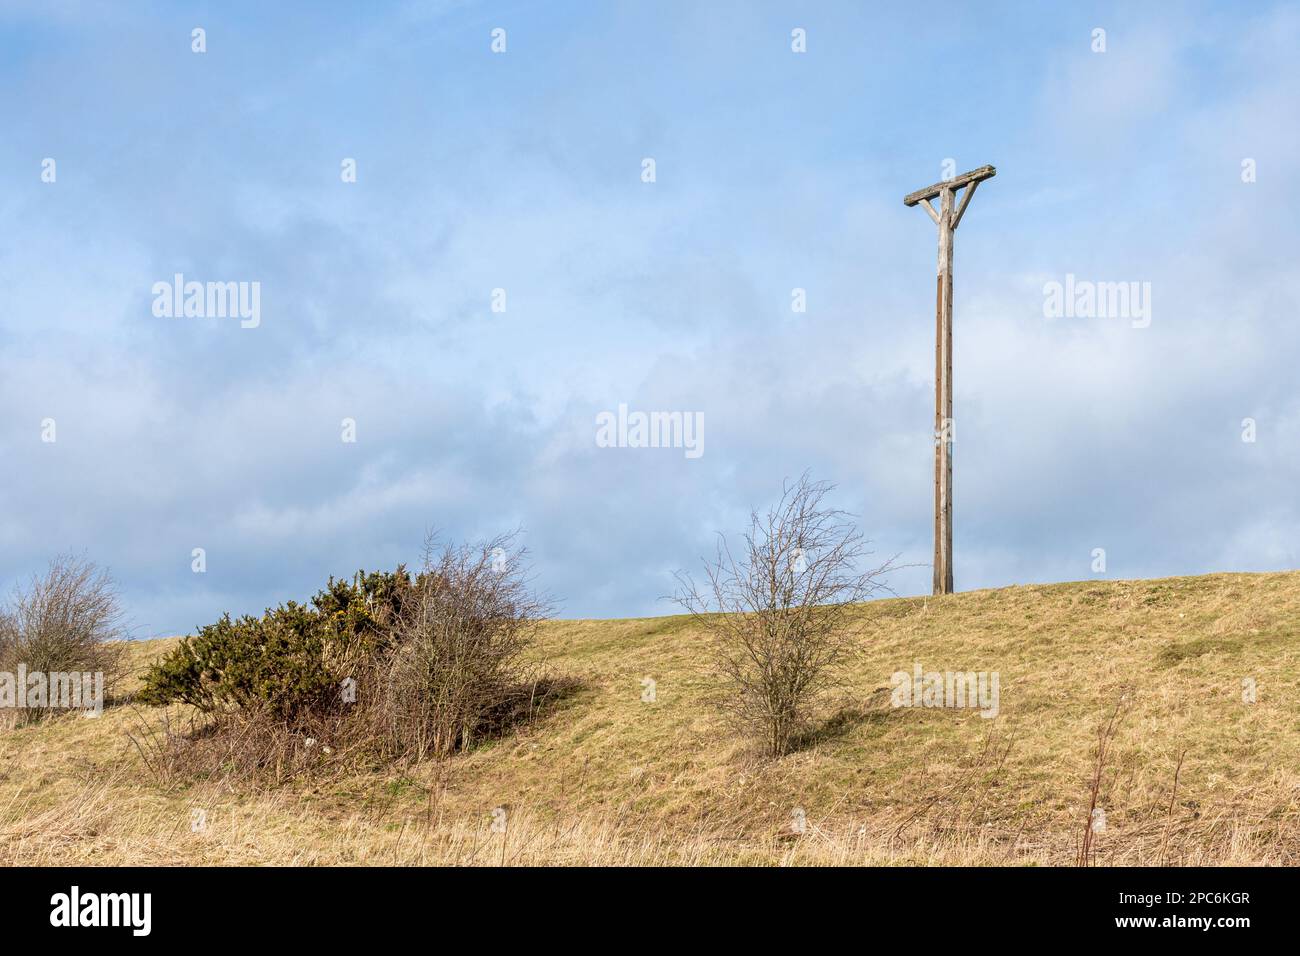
2 571 1298 865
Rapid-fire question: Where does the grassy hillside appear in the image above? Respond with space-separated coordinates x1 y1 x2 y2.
2 571 1298 865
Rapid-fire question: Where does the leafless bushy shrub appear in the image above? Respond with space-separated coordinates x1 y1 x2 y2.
675 475 898 757
374 532 552 761
0 554 125 723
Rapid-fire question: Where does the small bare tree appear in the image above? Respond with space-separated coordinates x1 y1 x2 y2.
675 475 897 757
0 554 126 723
375 531 551 760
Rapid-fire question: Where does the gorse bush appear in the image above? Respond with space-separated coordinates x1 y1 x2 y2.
137 569 413 721
137 534 564 778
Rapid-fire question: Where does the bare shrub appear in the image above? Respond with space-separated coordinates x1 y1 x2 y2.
675 475 898 757
373 532 552 761
0 555 125 723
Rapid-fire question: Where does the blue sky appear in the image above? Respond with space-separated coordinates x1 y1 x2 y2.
2 0 1298 637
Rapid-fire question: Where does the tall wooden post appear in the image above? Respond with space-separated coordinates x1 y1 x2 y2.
904 164 996 596
935 186 954 596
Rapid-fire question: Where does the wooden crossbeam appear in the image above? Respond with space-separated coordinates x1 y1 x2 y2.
903 164 996 208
